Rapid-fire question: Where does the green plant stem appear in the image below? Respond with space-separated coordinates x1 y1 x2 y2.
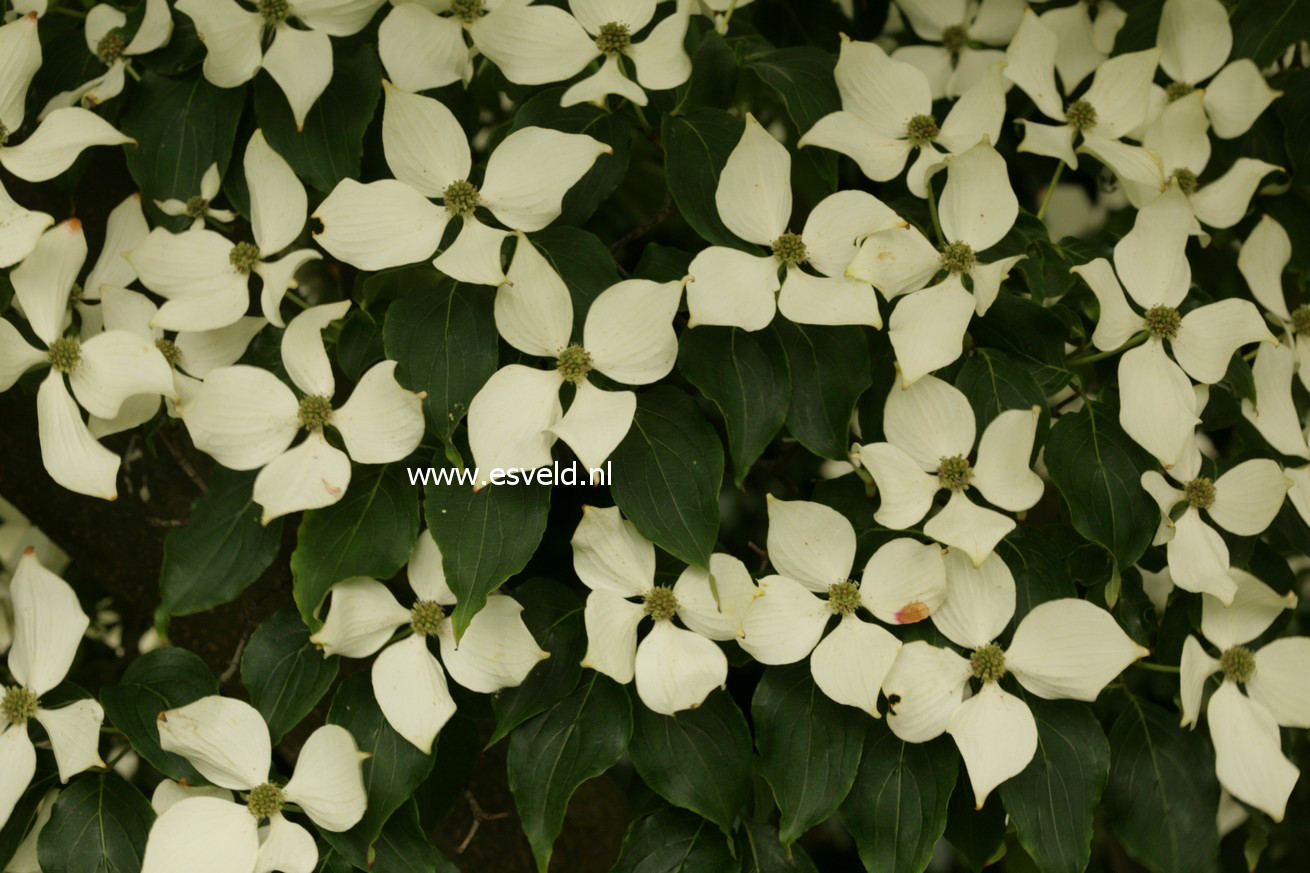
49 5 88 18
1131 661 1180 673
1067 331 1148 366
1035 162 1065 220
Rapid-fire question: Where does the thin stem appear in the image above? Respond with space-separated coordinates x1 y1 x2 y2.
720 0 740 32
1035 162 1066 221
125 61 142 83
283 290 310 309
1067 331 1148 366
49 5 87 18
1131 661 1180 673
629 100 651 133
926 180 945 246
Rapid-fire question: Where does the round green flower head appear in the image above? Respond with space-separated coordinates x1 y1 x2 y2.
939 240 975 274
96 29 127 65
1221 645 1255 683
411 600 446 636
48 337 82 373
772 232 808 268
185 195 210 219
1171 168 1198 195
1166 81 1195 102
596 21 631 55
1184 476 1216 510
451 0 485 22
905 114 939 147
643 586 679 622
1292 304 1310 335
230 241 261 274
938 455 973 491
2 686 38 724
1065 99 1098 131
941 25 968 54
1144 305 1181 340
246 782 285 820
443 179 480 217
297 394 333 431
970 643 1006 683
827 580 862 617
557 344 593 384
155 338 181 367
257 0 290 24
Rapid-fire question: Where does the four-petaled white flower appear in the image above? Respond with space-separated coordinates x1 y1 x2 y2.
857 374 1043 566
376 0 536 94
181 301 425 523
40 0 172 117
312 530 548 752
154 162 239 231
1180 569 1309 822
738 497 946 714
891 0 1023 99
571 505 752 715
142 695 368 873
881 550 1147 806
1026 0 1126 94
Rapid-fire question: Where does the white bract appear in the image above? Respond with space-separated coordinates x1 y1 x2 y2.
40 0 172 117
467 240 683 481
376 0 503 93
1029 0 1126 93
857 375 1043 565
738 498 947 714
1240 216 1310 398
314 83 610 284
0 550 104 831
881 551 1147 806
686 114 904 332
142 696 368 873
571 506 750 715
1180 569 1308 822
181 301 425 523
154 163 239 231
892 0 1023 99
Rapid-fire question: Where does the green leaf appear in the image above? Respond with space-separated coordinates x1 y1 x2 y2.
369 801 459 873
1043 401 1158 569
255 44 382 193
996 527 1077 631
629 689 753 833
530 226 624 339
159 468 284 616
676 28 738 112
381 269 499 441
507 673 633 873
1105 698 1221 873
998 698 1110 873
740 46 840 189
336 308 385 384
610 386 724 567
241 608 339 745
423 481 551 639
775 321 871 460
969 296 1072 394
954 349 1048 433
662 109 746 248
325 673 438 867
488 579 585 746
36 773 154 873
678 326 790 487
100 648 217 783
945 771 1007 873
290 463 419 627
0 758 57 870
840 722 957 873
1231 0 1310 67
415 717 482 832
612 809 738 873
740 819 818 873
753 664 866 846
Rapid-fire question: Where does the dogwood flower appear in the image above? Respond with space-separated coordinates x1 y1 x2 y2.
0 550 105 831
312 530 548 753
846 140 1022 383
154 163 238 230
467 238 683 480
129 130 320 330
40 0 172 117
0 107 134 184
181 301 425 523
1005 9 1162 186
799 37 1006 197
1069 188 1275 469
80 193 149 305
177 0 387 129
686 114 903 331
0 13 40 136
738 497 947 714
856 374 1043 565
1243 342 1310 467
882 550 1147 806
0 221 175 499
892 0 1023 99
572 506 753 715
314 83 610 284
4 788 56 873
0 178 51 269
1140 460 1290 604
1030 0 1126 93
1180 569 1308 821
1240 217 1310 391
142 696 368 873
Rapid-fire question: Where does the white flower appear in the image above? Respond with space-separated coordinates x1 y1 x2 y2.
4 787 56 873
142 695 368 873
0 106 134 184
892 0 1024 99
738 498 947 715
467 240 683 481
39 0 173 117
0 221 175 500
80 192 150 305
0 550 105 831
1140 460 1291 604
847 139 1022 383
1070 187 1275 470
0 176 52 270
0 12 41 138
1179 569 1308 822
1028 0 1127 93
571 506 750 715
153 163 239 231
882 550 1147 806
314 83 611 283
1005 9 1163 187
799 37 1006 197
1240 216 1310 395
857 374 1043 565
686 113 903 332
311 530 548 753
177 0 387 129
129 130 320 331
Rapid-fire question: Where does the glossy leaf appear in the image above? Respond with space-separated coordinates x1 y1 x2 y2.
241 608 339 744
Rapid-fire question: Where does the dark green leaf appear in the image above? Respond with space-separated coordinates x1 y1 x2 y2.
968 296 1071 394
0 758 58 871
100 648 217 783
370 800 459 873
241 608 339 744
740 819 819 873
662 109 746 248
954 349 1048 433
612 809 738 873
36 772 154 873
678 29 738 112
775 321 871 460
336 309 386 384
740 46 840 188
996 527 1077 632
415 717 482 832
945 771 1007 873
530 226 623 340
1231 0 1310 67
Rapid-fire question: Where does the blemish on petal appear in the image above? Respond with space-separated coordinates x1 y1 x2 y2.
895 601 930 624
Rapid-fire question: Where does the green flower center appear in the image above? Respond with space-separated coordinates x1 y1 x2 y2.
246 782 284 820
939 240 976 274
1166 81 1195 102
937 454 973 491
941 24 968 54
595 21 631 55
1184 476 1215 510
1144 305 1181 340
443 179 480 218
970 643 1006 683
185 195 210 219
771 232 809 268
411 600 446 636
229 241 261 273
643 586 679 622
1065 99 1098 131
257 0 290 24
1291 304 1310 335
827 580 862 617
450 0 485 22
1171 168 1198 195
1 686 38 723
48 337 82 373
297 394 333 431
96 29 127 65
155 338 181 367
556 344 593 385
1220 645 1255 683
905 114 939 147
